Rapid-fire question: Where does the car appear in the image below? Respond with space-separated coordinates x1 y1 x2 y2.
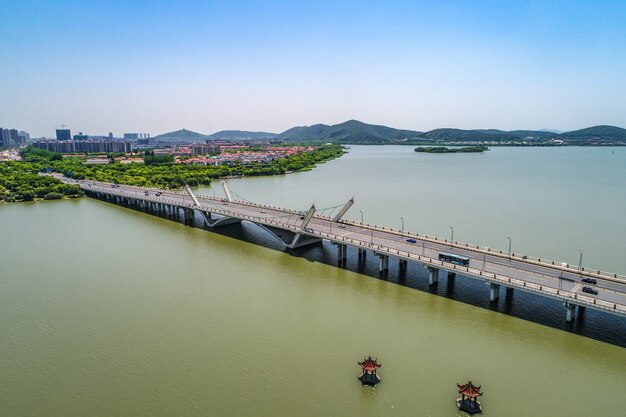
144 192 149 196
155 192 162 196
582 286 598 295
304 227 313 233
338 225 346 229
406 238 417 243
299 216 305 220
581 278 597 284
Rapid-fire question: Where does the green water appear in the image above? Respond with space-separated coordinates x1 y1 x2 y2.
1 146 625 416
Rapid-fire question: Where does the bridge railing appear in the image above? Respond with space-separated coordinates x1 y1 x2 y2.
334 217 626 283
82 180 625 284
304 228 626 315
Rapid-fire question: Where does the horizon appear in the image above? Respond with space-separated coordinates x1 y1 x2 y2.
2 0 625 137
12 119 626 140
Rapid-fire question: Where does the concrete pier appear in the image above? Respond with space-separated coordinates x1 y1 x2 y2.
565 302 577 322
490 283 501 301
337 244 347 263
377 254 389 273
428 267 439 285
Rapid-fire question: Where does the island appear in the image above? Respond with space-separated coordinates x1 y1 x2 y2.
414 145 489 153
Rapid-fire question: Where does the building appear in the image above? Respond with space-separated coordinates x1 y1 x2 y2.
33 140 132 154
0 128 23 146
56 129 72 141
124 133 139 140
192 143 220 156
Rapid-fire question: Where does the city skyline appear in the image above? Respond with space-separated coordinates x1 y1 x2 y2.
2 0 625 137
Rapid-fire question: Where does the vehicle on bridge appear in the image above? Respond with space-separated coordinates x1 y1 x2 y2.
581 278 597 284
582 286 598 295
406 238 417 243
438 252 470 267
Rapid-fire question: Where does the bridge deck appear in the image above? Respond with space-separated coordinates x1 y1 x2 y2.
58 176 626 318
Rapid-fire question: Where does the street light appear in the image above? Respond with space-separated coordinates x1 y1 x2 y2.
507 236 512 257
359 210 363 224
400 217 404 234
449 226 454 245
578 250 583 273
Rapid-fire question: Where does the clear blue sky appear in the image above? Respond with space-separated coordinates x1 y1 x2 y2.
1 0 625 137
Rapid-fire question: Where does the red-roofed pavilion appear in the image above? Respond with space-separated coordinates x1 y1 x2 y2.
357 357 381 385
456 381 483 414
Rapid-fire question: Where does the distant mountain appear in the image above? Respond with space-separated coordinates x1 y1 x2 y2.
152 129 209 141
554 125 626 144
208 130 279 140
280 120 422 143
418 128 558 142
151 123 626 145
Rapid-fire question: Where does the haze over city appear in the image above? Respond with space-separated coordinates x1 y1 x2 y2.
2 0 625 137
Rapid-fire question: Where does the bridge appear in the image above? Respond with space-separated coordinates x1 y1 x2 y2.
55 174 626 322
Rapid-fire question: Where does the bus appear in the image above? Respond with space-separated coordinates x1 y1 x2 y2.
438 252 470 267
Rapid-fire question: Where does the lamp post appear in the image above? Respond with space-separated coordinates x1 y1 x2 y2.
449 226 454 245
359 210 363 224
507 236 512 258
400 217 404 234
578 250 583 273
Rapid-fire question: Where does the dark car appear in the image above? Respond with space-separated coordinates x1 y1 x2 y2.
581 278 597 284
406 238 417 243
155 192 162 196
582 286 598 295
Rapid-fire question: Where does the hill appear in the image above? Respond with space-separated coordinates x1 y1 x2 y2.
554 125 626 144
418 128 557 142
152 129 209 141
151 123 626 145
208 130 279 140
280 120 422 143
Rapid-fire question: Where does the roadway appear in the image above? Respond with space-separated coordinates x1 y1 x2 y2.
56 175 626 316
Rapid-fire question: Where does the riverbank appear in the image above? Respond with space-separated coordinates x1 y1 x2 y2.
0 144 345 202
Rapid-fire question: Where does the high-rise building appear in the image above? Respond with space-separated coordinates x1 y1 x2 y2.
33 140 132 154
0 128 25 146
56 129 71 141
0 128 9 146
124 133 139 140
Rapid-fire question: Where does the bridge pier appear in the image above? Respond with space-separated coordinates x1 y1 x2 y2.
399 259 408 270
427 267 439 285
336 244 347 264
376 254 389 273
489 283 501 301
565 302 577 322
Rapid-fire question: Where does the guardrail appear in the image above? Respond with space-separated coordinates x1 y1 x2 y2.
77 179 626 287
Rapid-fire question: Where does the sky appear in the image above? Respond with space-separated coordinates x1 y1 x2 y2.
1 0 625 137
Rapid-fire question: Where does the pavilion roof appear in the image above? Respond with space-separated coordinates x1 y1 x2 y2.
358 357 381 372
457 381 483 398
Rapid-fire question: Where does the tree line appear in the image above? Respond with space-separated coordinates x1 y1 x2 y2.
0 145 345 203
